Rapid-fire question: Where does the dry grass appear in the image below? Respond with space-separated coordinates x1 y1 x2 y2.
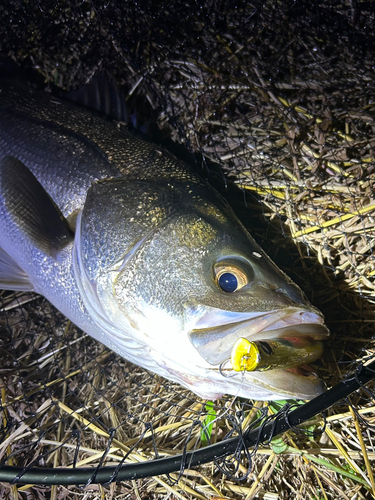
1 0 375 498
0 284 374 499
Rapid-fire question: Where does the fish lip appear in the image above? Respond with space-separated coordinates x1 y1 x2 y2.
189 306 329 366
235 367 326 400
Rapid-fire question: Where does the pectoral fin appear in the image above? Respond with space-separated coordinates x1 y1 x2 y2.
0 156 73 258
0 247 33 291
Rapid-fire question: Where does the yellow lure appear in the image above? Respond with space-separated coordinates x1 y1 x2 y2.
231 337 323 372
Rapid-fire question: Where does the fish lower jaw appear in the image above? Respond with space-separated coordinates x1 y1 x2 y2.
163 362 325 401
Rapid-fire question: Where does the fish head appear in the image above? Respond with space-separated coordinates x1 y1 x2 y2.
74 177 329 400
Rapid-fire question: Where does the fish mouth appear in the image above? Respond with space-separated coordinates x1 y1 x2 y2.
189 306 329 397
189 306 329 365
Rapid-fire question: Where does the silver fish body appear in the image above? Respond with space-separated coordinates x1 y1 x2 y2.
0 80 329 400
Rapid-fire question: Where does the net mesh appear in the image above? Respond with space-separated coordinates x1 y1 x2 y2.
1 0 375 498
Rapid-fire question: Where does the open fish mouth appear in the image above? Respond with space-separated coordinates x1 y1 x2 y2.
189 306 329 376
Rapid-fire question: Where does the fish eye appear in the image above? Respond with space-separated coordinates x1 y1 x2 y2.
214 259 251 293
218 272 238 293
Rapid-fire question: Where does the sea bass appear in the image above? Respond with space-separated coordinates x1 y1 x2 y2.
0 80 329 400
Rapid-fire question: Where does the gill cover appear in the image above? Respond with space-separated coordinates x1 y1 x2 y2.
74 178 181 332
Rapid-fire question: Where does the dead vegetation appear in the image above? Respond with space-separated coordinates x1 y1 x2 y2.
1 0 375 498
1 292 375 499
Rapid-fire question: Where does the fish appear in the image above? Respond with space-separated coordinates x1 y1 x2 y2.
0 79 330 401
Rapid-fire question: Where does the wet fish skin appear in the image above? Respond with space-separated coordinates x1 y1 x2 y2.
0 80 329 400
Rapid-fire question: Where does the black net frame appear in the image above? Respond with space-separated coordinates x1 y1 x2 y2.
0 358 374 486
